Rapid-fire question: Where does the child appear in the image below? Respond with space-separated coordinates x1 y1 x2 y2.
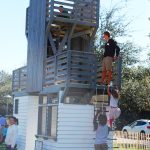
94 114 109 150
107 85 121 128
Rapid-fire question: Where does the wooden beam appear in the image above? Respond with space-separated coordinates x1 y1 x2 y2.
58 30 69 51
87 27 97 52
72 30 91 38
67 24 76 50
68 24 76 39
48 32 57 55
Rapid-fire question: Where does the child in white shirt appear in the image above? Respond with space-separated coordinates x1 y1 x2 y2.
107 85 121 128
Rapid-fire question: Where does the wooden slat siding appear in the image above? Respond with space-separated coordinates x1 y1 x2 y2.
69 51 97 85
46 0 99 27
70 71 96 77
44 57 55 86
54 17 97 27
57 70 67 76
27 0 46 93
56 52 68 84
44 50 97 89
57 64 67 70
50 104 95 150
71 57 96 63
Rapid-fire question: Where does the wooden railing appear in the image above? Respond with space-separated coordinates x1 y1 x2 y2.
12 53 122 93
44 50 97 88
12 66 27 92
46 0 99 26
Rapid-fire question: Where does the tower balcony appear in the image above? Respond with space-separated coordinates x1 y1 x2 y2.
46 0 99 27
12 50 97 94
12 52 122 95
43 50 97 92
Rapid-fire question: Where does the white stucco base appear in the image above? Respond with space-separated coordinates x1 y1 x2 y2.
13 96 39 150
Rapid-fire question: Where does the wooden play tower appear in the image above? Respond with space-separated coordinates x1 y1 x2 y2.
12 0 121 150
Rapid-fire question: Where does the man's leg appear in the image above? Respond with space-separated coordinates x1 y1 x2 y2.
101 143 108 150
101 69 106 84
105 57 113 85
101 58 106 84
95 144 102 150
107 70 112 85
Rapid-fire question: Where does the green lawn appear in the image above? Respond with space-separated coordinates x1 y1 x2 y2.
0 143 6 150
0 144 17 150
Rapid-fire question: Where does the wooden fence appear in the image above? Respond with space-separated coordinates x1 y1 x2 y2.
111 131 150 150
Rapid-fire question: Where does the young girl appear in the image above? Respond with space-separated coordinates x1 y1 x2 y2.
107 85 121 128
94 114 109 150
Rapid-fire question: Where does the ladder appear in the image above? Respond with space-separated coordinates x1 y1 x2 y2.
93 84 109 130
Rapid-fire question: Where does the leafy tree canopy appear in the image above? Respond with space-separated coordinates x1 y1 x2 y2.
0 71 12 100
95 3 141 67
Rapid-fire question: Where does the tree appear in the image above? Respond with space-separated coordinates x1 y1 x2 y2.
147 53 150 68
94 1 150 129
117 67 150 129
95 3 140 66
0 71 12 115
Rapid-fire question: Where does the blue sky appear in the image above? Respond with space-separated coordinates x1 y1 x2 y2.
0 0 29 73
104 0 150 43
0 0 150 73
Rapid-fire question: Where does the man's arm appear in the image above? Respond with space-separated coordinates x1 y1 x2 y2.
107 85 111 96
115 45 120 57
113 40 120 60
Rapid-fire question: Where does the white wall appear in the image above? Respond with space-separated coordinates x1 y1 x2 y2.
25 96 39 150
14 96 39 150
57 104 95 150
42 104 95 150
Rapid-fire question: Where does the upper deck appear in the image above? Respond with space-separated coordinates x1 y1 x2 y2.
25 0 99 36
12 51 122 95
46 0 99 26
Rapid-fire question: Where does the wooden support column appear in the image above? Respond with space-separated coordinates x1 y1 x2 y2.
48 32 57 55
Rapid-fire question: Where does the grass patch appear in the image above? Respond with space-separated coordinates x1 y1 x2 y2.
0 143 6 150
